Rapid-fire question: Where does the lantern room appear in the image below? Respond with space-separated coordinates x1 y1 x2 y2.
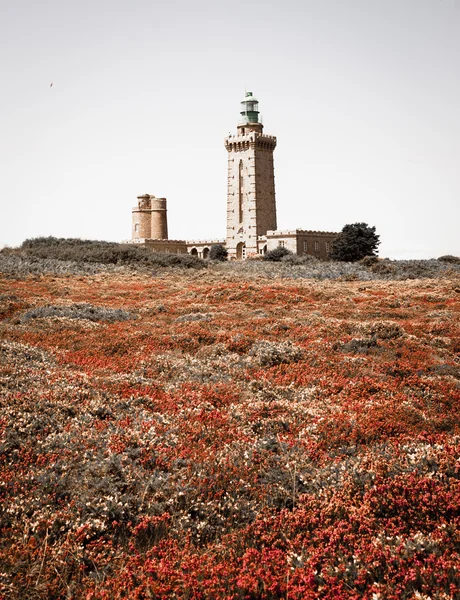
240 91 259 124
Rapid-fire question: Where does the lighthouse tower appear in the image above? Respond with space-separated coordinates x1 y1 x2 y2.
224 92 277 259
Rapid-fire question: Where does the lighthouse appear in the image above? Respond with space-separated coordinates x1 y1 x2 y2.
224 92 277 259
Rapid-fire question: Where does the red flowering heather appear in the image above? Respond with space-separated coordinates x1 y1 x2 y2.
1 267 459 598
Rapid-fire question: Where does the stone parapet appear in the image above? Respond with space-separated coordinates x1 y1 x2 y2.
185 241 225 246
225 133 277 153
266 229 338 236
185 240 226 260
126 238 186 244
225 133 277 142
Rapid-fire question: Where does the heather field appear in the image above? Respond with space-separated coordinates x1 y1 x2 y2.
1 260 460 599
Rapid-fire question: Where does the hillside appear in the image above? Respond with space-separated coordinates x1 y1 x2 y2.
1 253 460 598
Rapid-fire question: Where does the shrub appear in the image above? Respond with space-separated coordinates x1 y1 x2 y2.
428 364 460 379
19 303 136 323
209 244 228 262
359 256 379 267
263 246 293 262
148 252 206 269
245 254 264 261
20 237 206 269
280 254 319 265
335 337 379 354
175 313 213 323
370 260 398 275
363 321 404 340
331 223 380 262
394 261 434 279
0 253 112 277
438 255 460 264
249 340 303 366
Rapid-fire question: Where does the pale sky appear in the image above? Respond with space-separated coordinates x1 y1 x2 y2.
1 0 459 259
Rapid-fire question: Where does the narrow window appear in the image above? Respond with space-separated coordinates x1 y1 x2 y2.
326 242 330 253
303 240 308 253
279 241 285 248
134 223 139 232
238 160 244 223
314 241 319 251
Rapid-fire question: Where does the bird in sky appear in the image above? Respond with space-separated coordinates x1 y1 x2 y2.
50 82 53 87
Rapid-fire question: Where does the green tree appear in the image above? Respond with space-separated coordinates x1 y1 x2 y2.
331 223 380 262
209 244 228 261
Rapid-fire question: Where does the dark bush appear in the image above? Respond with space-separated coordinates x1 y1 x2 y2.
359 256 379 267
395 261 433 279
20 237 206 269
147 252 206 269
335 337 379 354
209 244 228 262
280 254 319 265
438 255 460 264
263 246 293 262
370 260 398 275
365 321 404 340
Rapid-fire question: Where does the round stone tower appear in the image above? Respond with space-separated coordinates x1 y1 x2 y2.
132 194 168 240
150 197 168 239
132 194 152 239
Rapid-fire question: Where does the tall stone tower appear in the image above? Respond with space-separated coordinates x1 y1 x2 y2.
225 92 277 259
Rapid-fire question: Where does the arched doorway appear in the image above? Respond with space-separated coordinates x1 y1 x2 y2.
236 242 246 260
190 248 198 256
202 247 210 259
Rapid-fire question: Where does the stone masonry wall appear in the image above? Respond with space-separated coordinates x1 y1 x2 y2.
225 132 277 259
265 230 338 260
150 198 168 239
143 240 187 253
254 144 277 237
225 145 258 257
132 209 152 239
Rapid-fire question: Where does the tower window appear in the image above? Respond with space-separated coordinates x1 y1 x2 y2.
314 241 319 251
134 223 139 232
303 240 308 253
238 159 244 223
326 242 330 253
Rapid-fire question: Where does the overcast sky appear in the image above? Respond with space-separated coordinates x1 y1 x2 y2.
1 0 459 258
